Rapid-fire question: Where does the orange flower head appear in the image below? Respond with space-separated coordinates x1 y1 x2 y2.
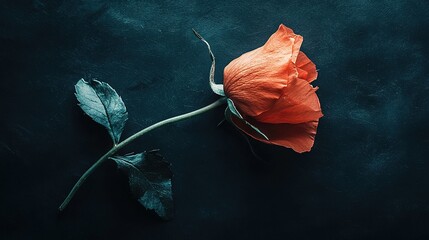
223 24 323 153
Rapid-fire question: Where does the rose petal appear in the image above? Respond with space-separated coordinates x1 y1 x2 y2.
263 24 303 63
230 114 319 153
224 59 297 117
296 51 318 83
224 24 303 117
254 77 323 124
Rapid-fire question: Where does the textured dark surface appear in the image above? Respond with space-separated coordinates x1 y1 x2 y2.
1 0 428 239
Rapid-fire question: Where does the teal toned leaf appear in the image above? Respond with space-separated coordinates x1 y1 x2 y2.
75 79 128 144
111 150 173 220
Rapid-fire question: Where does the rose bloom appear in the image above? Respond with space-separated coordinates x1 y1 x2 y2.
223 24 323 153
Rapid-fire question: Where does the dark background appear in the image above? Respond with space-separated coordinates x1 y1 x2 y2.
1 0 428 239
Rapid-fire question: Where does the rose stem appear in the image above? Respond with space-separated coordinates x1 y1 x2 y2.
58 97 227 212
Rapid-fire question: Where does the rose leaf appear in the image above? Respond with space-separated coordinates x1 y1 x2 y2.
75 78 128 144
110 150 173 220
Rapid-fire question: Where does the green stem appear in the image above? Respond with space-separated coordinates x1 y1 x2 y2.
58 97 227 212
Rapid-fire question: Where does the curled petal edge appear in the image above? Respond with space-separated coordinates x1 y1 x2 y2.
227 111 319 153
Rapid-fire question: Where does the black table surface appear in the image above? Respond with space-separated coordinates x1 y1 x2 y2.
1 1 428 239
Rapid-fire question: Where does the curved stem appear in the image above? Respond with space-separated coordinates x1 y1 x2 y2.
58 97 227 212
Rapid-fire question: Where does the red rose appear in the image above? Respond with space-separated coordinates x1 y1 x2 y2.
223 24 323 153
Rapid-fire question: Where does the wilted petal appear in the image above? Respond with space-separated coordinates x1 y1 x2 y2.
224 24 304 117
263 24 303 63
230 114 319 153
224 60 297 117
296 51 318 83
254 77 323 124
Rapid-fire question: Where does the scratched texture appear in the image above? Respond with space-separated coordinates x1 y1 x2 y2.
1 0 428 239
